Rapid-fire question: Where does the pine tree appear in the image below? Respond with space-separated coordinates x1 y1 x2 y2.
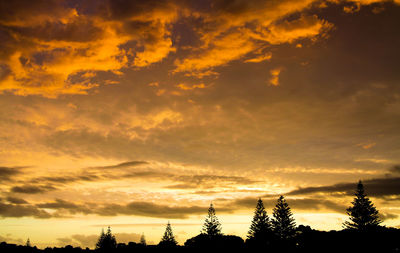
96 227 117 251
140 233 147 246
159 221 178 247
26 238 31 247
272 196 296 240
247 198 272 240
95 229 105 250
343 180 381 231
202 203 222 236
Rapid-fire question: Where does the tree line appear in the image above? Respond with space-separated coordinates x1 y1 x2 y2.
1 181 399 253
60 180 400 251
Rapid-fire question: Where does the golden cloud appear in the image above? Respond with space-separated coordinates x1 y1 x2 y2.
176 83 207 90
0 0 395 97
244 52 272 63
269 68 282 86
173 4 332 76
0 1 178 97
174 31 256 76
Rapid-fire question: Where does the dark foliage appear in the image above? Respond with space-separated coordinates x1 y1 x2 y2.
246 198 274 249
343 180 382 231
247 198 272 239
158 222 177 248
95 227 116 252
202 203 222 236
272 195 296 240
139 234 146 246
184 234 244 251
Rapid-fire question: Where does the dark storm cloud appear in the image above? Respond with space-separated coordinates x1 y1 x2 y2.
9 18 104 42
33 199 233 219
380 212 398 221
37 199 81 209
95 201 211 219
121 170 259 189
37 175 99 184
0 166 26 181
36 199 93 215
0 201 51 218
16 161 257 190
165 174 260 189
11 184 57 194
0 0 66 23
6 196 29 204
232 197 347 213
93 161 148 170
390 165 400 174
286 177 400 197
104 0 179 20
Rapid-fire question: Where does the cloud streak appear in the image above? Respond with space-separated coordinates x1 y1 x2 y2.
286 176 400 198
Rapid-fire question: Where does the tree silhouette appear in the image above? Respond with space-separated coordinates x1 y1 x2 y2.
140 233 146 246
95 227 117 251
26 238 31 247
159 221 178 247
247 198 272 240
272 196 296 240
202 203 222 236
343 180 381 231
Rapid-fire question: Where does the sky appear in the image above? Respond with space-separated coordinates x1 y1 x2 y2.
1 0 400 248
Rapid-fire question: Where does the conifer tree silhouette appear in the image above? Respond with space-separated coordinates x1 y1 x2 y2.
343 180 381 231
159 221 178 247
202 203 222 236
96 227 117 251
248 198 272 240
96 229 105 249
272 196 296 240
26 238 31 247
140 233 147 246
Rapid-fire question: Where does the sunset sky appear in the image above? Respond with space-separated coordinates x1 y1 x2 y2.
1 0 400 248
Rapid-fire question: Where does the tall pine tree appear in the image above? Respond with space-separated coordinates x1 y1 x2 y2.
140 233 147 246
159 222 178 247
26 238 31 247
272 196 296 240
96 227 117 251
343 180 381 231
247 198 272 240
202 203 222 236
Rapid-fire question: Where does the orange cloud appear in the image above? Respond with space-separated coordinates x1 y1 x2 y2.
176 83 206 90
0 0 394 97
0 2 178 97
244 52 272 63
0 22 129 97
174 31 256 76
173 4 332 76
248 15 333 45
357 142 377 149
269 68 282 86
